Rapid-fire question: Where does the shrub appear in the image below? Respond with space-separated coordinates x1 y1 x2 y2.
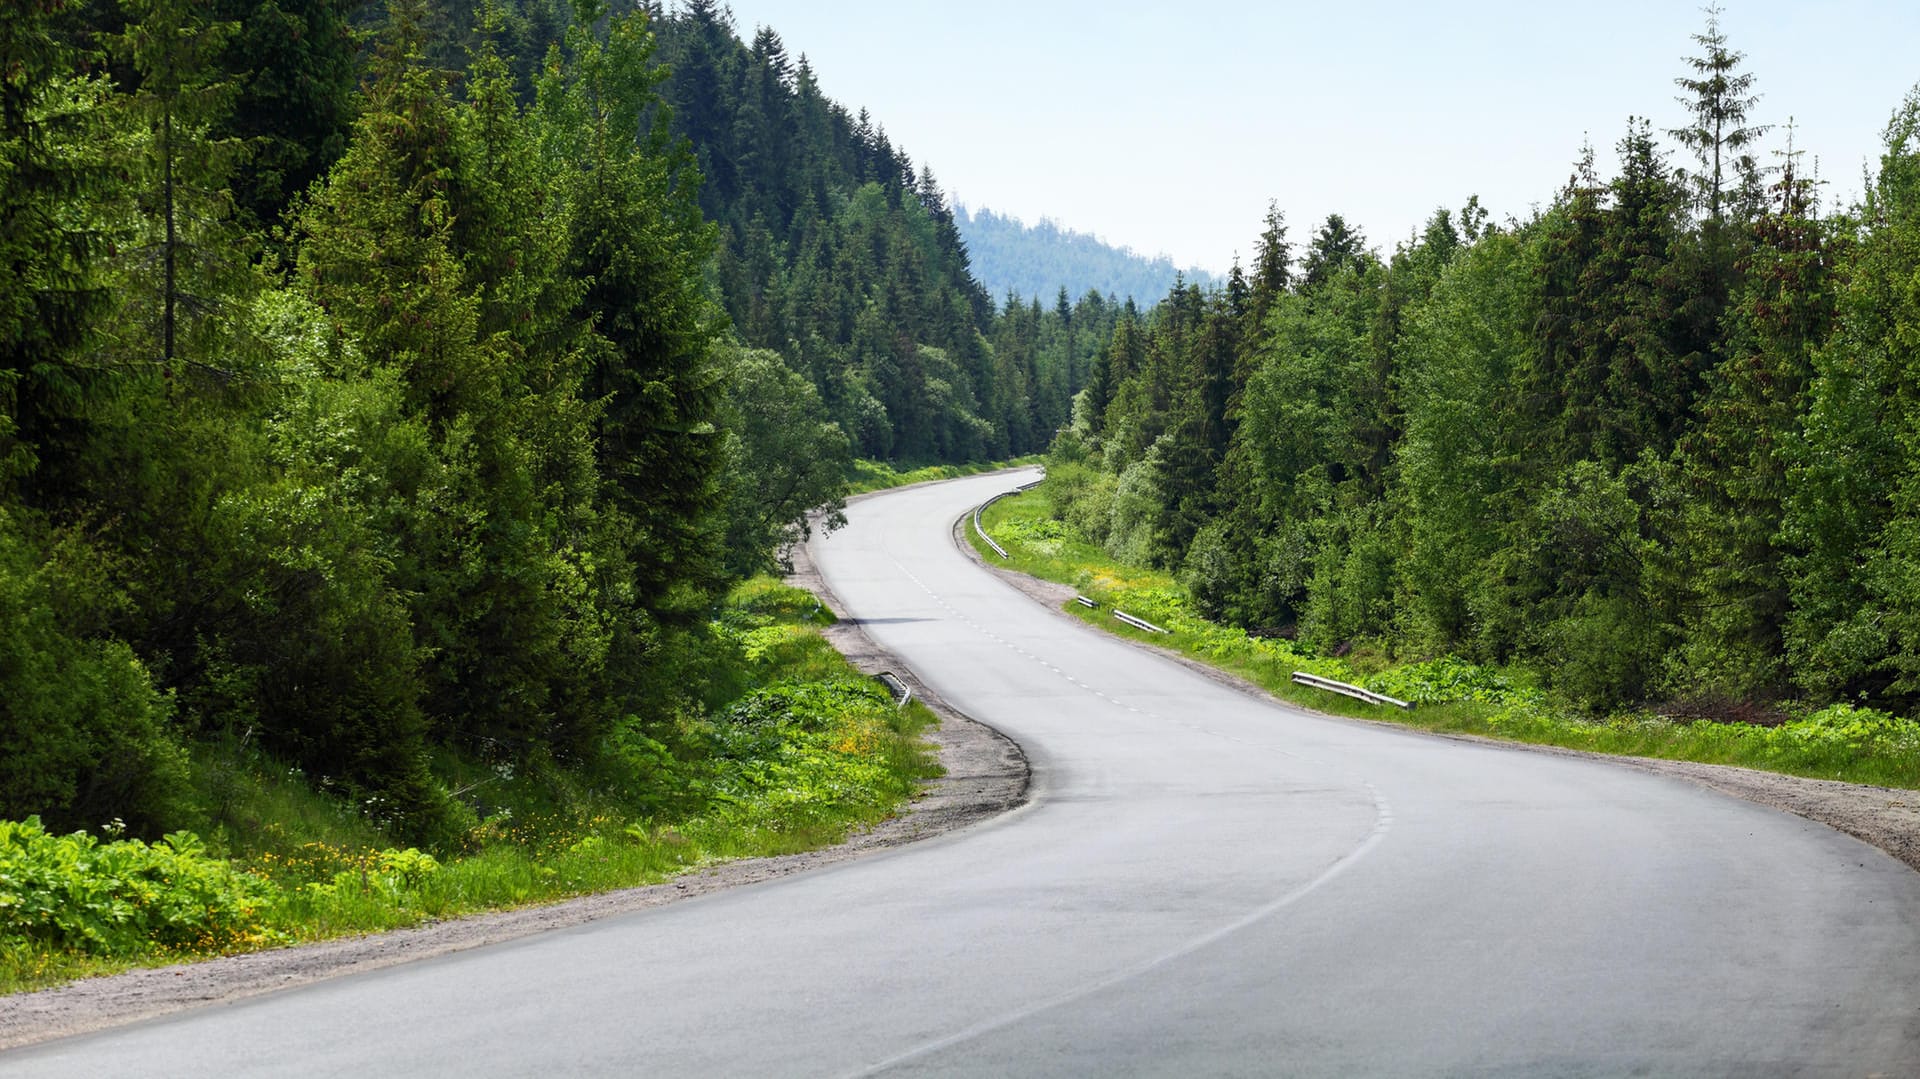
0 513 190 835
0 817 282 957
1364 656 1541 707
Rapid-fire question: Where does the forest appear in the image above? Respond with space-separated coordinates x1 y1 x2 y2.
1047 12 1920 724
5 0 1920 873
0 0 1098 854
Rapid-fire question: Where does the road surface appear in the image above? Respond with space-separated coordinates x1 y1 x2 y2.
6 469 1920 1077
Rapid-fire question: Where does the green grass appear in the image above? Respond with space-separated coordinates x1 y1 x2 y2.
970 489 1920 790
846 456 1041 496
0 579 943 995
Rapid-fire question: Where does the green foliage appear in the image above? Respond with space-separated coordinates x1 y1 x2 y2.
2 577 944 992
1361 657 1541 708
0 512 190 836
1783 91 1920 705
1391 228 1536 648
1059 13 1920 726
537 2 730 625
211 0 357 229
725 577 836 626
844 456 1037 494
649 8 1109 464
979 486 1920 790
1669 158 1834 696
0 3 121 497
0 817 279 958
719 347 851 575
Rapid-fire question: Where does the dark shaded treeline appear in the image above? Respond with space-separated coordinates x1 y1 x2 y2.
1052 12 1920 720
5 0 1017 843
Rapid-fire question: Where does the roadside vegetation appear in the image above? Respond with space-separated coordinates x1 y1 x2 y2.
0 580 940 995
973 488 1920 791
848 456 1042 496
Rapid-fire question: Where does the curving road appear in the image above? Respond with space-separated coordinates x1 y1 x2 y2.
7 470 1920 1077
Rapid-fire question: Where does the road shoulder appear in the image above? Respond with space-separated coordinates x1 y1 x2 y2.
957 505 1920 876
0 531 1029 1052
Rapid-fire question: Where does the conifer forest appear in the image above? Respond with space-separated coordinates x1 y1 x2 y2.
4 0 1920 858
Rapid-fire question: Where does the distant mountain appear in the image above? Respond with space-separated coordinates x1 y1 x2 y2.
954 204 1219 309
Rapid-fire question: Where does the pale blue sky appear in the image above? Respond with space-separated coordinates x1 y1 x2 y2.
700 2 1920 275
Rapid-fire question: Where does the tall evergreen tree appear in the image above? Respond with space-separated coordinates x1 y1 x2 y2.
536 0 729 626
114 0 245 372
1670 2 1767 226
1783 93 1920 704
1674 146 1834 696
1 0 121 497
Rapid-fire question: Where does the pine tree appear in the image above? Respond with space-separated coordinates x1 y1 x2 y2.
114 0 246 374
213 0 358 231
1670 2 1768 226
0 0 121 496
1247 201 1292 332
1783 92 1920 704
1300 214 1368 291
1674 142 1834 697
536 1 728 625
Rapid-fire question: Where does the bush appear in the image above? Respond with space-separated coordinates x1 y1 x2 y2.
1364 656 1540 707
0 817 281 957
0 513 190 835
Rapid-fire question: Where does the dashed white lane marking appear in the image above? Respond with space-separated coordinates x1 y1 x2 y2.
847 781 1395 1079
838 548 1398 1077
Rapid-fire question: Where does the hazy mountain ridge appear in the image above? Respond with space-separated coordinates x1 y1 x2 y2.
955 203 1218 308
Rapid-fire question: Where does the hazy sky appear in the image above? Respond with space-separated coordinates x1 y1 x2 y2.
698 1 1920 276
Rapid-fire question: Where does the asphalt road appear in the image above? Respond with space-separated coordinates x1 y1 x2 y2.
7 469 1920 1077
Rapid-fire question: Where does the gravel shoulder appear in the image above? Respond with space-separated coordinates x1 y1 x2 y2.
961 522 1920 876
0 512 1030 1052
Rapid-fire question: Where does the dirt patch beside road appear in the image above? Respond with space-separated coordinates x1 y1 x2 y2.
0 532 1029 1053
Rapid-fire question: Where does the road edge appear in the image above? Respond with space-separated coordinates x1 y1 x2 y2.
0 495 1033 1053
957 490 1920 876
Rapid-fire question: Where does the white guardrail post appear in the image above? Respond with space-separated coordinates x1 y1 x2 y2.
1112 610 1168 634
1289 671 1411 709
875 671 913 709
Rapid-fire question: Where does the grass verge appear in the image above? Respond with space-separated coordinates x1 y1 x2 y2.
970 488 1920 790
847 456 1041 496
0 579 942 995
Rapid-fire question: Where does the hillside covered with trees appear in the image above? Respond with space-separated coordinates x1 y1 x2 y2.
9 0 1920 970
952 204 1220 310
1 0 1049 860
1044 10 1920 722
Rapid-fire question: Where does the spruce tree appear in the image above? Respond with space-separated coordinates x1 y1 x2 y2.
114 0 246 374
0 0 120 496
1674 145 1834 697
1670 2 1767 226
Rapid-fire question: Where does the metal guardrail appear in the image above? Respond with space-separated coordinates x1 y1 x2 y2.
1074 595 1097 609
971 481 1034 560
969 471 1047 561
1290 671 1411 710
1113 610 1168 634
972 501 1008 559
874 671 913 709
